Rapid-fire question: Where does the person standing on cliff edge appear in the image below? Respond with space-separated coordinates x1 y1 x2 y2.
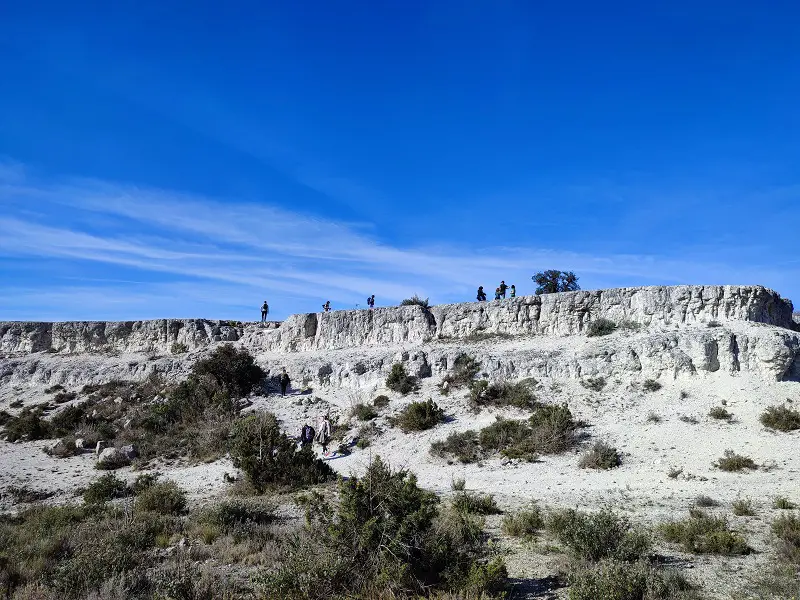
261 301 269 322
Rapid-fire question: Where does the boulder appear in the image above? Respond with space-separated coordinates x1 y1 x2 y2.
94 440 107 457
75 438 85 450
97 447 127 467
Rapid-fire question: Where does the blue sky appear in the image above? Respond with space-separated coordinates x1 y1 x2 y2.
1 1 799 321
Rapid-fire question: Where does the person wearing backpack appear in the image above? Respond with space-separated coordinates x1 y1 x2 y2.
260 300 269 322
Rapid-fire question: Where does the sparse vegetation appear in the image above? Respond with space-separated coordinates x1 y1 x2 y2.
502 505 544 539
351 403 378 421
468 379 537 409
440 353 481 393
647 412 662 423
451 490 501 515
372 394 390 408
642 379 662 392
580 376 606 392
667 466 683 479
434 403 579 463
53 390 77 404
83 473 129 504
400 294 430 308
715 450 757 472
694 495 719 507
567 560 698 600
772 512 800 564
760 403 800 432
394 398 445 432
546 508 651 562
659 509 750 555
773 496 796 510
587 318 616 337
731 498 756 517
579 441 622 470
134 480 187 515
708 406 733 421
2 407 52 442
385 363 418 395
170 342 189 354
44 384 66 394
679 415 698 425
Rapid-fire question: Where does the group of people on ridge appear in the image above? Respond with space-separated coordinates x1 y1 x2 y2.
476 281 515 302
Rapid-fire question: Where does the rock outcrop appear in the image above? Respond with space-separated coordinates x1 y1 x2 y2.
2 285 790 356
0 286 798 390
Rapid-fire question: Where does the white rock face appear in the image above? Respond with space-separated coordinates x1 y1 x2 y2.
0 286 797 391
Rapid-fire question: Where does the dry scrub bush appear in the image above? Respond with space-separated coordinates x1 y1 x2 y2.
579 441 622 470
567 560 698 600
546 508 651 563
708 406 733 421
451 491 501 515
440 354 481 394
373 394 390 408
760 404 800 431
468 379 537 410
580 377 606 392
642 379 662 392
715 450 757 472
772 512 800 564
501 505 543 539
351 403 378 421
773 497 796 510
732 498 756 516
694 495 719 508
659 509 750 555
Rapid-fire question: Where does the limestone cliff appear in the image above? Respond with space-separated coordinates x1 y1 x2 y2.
0 285 792 356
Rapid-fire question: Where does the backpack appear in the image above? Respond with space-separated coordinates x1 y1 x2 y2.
302 425 315 443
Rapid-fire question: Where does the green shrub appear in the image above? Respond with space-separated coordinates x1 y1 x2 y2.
49 405 86 436
772 512 800 564
52 391 77 404
567 559 696 600
2 408 53 442
451 491 501 515
190 344 264 400
44 384 65 394
642 379 662 392
533 270 579 294
580 376 606 392
441 354 481 393
385 363 418 395
708 406 733 421
431 430 482 464
83 474 129 504
587 318 616 337
229 412 333 491
170 342 189 354
468 379 537 409
373 394 390 408
199 498 275 534
0 410 11 426
773 496 796 510
659 509 750 555
394 398 445 432
351 403 378 421
502 505 544 539
760 404 800 432
256 456 505 598
715 450 757 472
546 508 651 562
579 441 622 470
732 498 756 516
134 480 187 515
694 495 719 508
131 472 159 494
646 412 662 423
450 477 466 491
400 294 429 308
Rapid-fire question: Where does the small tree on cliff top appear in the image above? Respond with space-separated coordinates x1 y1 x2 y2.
532 270 580 295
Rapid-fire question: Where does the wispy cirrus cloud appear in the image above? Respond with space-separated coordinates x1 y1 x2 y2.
0 162 796 321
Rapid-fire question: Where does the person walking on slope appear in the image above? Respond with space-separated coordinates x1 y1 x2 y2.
499 281 508 298
280 368 291 396
510 285 516 298
261 300 269 322
316 414 332 455
477 286 487 302
300 421 315 449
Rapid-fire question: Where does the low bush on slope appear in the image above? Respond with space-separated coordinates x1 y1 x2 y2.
256 456 507 599
760 404 800 431
432 403 579 463
468 379 537 410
